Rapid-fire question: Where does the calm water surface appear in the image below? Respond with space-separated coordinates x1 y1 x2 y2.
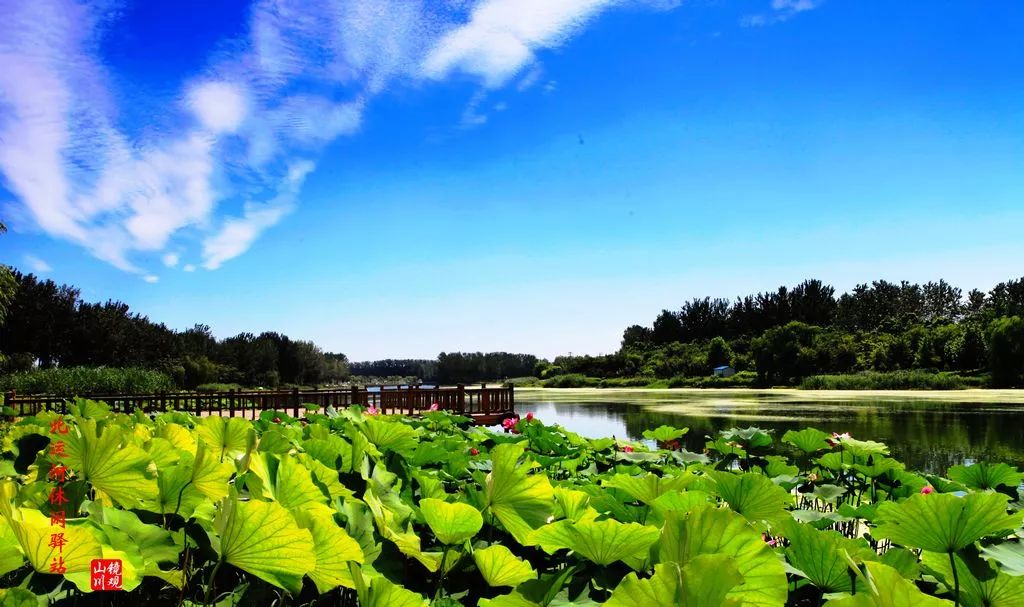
513 389 1024 474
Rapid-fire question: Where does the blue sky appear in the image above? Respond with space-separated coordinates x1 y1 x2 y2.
1 0 1022 360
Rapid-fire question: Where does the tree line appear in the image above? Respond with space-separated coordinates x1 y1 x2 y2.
348 353 538 385
0 269 350 388
546 277 1024 387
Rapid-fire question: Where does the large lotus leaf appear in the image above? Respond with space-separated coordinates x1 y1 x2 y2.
780 519 875 593
145 437 181 469
720 427 773 450
647 490 714 526
923 548 1024 607
824 561 952 607
302 435 353 473
294 509 364 593
212 495 316 594
474 544 537 587
300 454 354 501
874 492 1021 553
0 587 43 606
65 544 144 592
564 518 659 567
659 506 788 607
364 487 442 572
68 398 110 420
154 422 197 453
484 443 555 544
854 457 906 479
642 426 688 443
420 498 483 545
0 515 25 576
361 418 419 456
982 542 1024 576
949 463 1023 492
606 554 743 607
604 473 694 505
836 437 889 459
57 419 157 508
154 452 207 518
196 416 253 461
4 507 106 582
709 471 791 525
350 564 429 607
86 502 181 566
782 428 831 453
243 452 331 514
553 487 592 522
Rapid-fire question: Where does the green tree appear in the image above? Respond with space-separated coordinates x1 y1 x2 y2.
751 322 820 384
706 336 732 370
987 316 1024 387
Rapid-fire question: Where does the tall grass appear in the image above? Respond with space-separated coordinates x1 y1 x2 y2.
0 367 175 395
799 370 981 390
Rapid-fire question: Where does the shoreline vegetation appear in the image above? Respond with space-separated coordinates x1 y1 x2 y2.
0 401 1021 605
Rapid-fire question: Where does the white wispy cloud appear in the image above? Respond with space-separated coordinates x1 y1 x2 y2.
421 0 618 87
142 274 159 283
0 0 679 274
23 254 52 274
741 0 822 27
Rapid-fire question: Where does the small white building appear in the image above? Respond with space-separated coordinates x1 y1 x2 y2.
713 365 736 378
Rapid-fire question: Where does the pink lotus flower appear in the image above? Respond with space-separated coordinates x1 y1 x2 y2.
920 485 934 495
273 417 281 424
470 448 479 456
621 445 634 453
525 412 534 421
827 432 851 447
429 403 440 411
366 406 379 416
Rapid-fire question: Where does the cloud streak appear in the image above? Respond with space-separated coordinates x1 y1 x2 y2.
0 0 677 275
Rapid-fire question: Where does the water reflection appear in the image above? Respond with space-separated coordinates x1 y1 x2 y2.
514 394 1024 474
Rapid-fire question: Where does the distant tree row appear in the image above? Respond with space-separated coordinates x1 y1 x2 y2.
558 277 1024 387
349 352 538 385
0 270 350 388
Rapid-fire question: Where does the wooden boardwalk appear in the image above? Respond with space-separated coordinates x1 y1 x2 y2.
3 384 516 426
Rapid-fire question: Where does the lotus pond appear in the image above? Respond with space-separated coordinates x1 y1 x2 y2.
0 399 1022 606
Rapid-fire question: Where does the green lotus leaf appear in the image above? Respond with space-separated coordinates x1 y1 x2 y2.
196 416 253 462
659 506 788 607
190 439 236 502
68 398 111 420
294 509 364 593
302 435 353 473
553 487 592 522
0 513 25 577
566 518 660 567
145 437 181 469
364 487 442 572
782 428 832 453
607 554 743 607
981 542 1024 577
854 457 905 479
0 587 44 606
709 471 792 524
706 437 748 458
642 426 688 443
874 492 1021 553
824 561 952 607
243 452 331 514
350 564 429 607
812 484 848 503
474 544 537 587
212 495 316 594
4 506 105 582
484 443 555 544
59 418 158 508
154 422 196 453
836 437 889 459
779 519 875 593
948 463 1023 492
86 501 181 566
361 418 419 456
720 427 774 450
605 472 694 505
923 548 1024 607
420 498 483 545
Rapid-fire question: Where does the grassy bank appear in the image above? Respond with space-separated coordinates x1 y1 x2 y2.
0 366 175 395
506 369 991 390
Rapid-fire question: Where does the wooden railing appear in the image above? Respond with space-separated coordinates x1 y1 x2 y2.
2 384 516 424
